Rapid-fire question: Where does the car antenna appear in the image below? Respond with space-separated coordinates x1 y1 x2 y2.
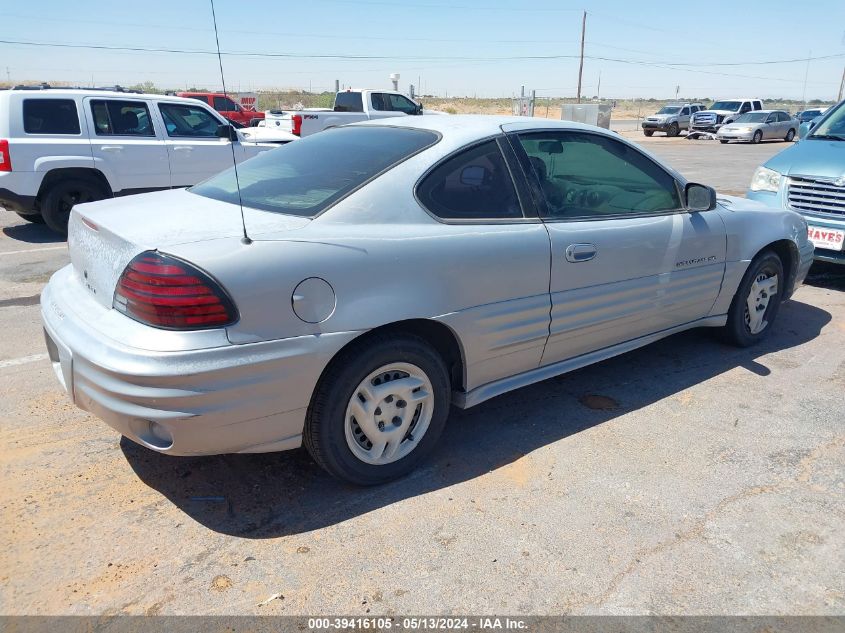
209 0 251 245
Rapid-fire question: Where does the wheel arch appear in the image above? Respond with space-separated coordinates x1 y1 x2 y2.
316 318 467 398
36 167 113 206
758 239 799 299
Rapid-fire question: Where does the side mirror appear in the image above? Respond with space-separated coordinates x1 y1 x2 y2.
216 124 238 141
685 182 717 212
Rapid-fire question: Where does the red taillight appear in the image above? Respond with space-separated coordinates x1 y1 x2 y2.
0 140 11 172
113 251 237 330
291 114 302 136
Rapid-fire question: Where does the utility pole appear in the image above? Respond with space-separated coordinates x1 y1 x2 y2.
576 11 586 104
596 71 601 100
801 50 811 108
838 65 844 102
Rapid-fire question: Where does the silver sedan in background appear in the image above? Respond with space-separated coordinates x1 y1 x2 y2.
717 110 799 144
41 116 813 485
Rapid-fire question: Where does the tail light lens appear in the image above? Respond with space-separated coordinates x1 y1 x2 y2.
291 114 302 136
0 140 11 172
113 251 238 330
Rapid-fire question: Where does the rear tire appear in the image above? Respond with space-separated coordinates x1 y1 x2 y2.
643 130 654 137
666 122 680 137
719 140 729 144
304 333 451 485
40 179 107 236
719 250 784 347
15 212 45 224
785 128 795 142
751 130 763 144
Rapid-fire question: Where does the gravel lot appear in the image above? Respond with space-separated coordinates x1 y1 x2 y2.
1 135 843 615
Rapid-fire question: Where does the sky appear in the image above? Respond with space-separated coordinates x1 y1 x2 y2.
1 0 844 101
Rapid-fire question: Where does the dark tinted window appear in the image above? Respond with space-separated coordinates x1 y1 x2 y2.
191 126 438 217
388 94 418 114
91 100 155 136
213 96 238 112
334 92 363 112
23 99 80 134
417 140 522 220
158 103 221 137
371 93 388 111
517 131 681 219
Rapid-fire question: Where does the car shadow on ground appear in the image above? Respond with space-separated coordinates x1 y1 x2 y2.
2 222 64 244
123 295 833 539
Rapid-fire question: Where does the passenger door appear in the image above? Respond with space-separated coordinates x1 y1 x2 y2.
157 101 238 187
414 137 552 389
369 93 407 119
679 106 691 129
84 98 170 194
507 129 727 366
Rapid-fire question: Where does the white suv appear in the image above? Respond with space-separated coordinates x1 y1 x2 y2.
0 86 293 234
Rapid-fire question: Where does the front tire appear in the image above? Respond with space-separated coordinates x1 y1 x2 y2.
785 128 795 142
719 251 784 347
643 129 654 137
666 122 680 137
304 334 451 485
41 179 107 235
719 139 729 144
751 130 763 144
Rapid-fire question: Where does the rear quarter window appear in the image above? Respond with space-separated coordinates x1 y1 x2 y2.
190 126 439 217
23 99 81 134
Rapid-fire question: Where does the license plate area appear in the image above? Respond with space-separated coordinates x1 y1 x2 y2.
807 226 845 252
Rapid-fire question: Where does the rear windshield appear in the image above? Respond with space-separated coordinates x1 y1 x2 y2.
334 92 364 112
23 99 80 134
190 126 439 217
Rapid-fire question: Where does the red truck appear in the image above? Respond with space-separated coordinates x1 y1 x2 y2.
176 92 264 127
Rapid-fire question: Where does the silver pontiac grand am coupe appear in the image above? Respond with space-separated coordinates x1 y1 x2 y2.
41 116 814 484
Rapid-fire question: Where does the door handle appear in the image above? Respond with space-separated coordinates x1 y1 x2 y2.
100 145 123 152
172 146 193 152
565 243 597 263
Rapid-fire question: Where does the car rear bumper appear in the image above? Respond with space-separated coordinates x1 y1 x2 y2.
41 266 360 456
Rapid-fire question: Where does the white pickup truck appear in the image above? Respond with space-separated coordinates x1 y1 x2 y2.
262 89 433 137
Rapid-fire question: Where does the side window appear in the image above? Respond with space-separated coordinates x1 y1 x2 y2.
388 94 419 115
680 107 690 115
739 102 752 114
371 93 388 111
753 101 762 111
416 139 523 220
517 131 681 219
91 100 155 136
158 103 221 137
23 99 80 134
778 112 789 122
213 96 238 112
334 92 363 112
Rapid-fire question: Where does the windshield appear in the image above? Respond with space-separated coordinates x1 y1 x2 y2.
656 107 681 114
735 113 768 123
190 126 439 217
809 101 845 140
708 101 742 111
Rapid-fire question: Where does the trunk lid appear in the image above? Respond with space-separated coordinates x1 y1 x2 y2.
68 188 309 308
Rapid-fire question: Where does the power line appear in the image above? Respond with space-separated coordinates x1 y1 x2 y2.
1 38 842 67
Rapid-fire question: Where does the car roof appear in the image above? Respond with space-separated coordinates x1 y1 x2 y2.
352 114 613 138
0 88 203 104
